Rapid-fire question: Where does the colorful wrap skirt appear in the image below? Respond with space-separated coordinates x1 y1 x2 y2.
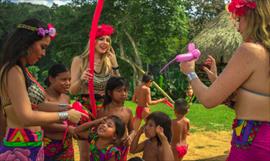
227 119 270 161
0 128 44 161
43 136 74 161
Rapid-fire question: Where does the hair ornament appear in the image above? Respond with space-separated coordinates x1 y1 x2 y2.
17 23 57 40
228 0 256 17
96 24 115 38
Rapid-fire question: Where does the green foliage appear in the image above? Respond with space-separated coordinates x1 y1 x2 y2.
125 101 235 132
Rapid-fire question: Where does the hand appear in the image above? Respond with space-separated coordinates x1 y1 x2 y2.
121 135 132 146
161 98 167 103
202 55 217 82
80 68 93 82
156 126 167 141
179 60 195 75
67 109 89 124
68 126 76 135
107 47 118 67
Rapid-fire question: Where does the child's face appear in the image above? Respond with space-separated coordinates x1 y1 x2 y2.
111 86 128 103
97 118 116 139
144 119 157 138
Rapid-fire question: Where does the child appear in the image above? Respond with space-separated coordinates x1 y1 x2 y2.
130 111 174 161
97 77 136 161
171 98 190 161
132 74 166 131
42 64 75 161
74 115 126 161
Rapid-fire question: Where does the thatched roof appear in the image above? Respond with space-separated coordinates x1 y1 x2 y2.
193 11 242 63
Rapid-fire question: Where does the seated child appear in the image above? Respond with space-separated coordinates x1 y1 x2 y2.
74 115 126 161
171 98 190 161
130 111 174 161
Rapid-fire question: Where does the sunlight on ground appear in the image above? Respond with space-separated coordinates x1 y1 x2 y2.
73 131 231 161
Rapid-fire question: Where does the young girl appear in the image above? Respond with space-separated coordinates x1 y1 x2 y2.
130 111 174 161
97 77 136 161
42 64 75 161
74 115 126 161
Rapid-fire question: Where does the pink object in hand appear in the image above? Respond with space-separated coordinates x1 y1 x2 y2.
160 43 201 73
175 43 201 62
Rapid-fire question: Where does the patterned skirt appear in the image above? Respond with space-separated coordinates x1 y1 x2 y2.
43 136 74 161
0 128 44 161
227 119 270 161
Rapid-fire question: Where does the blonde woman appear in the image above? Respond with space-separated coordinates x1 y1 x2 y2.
180 0 270 160
70 24 120 161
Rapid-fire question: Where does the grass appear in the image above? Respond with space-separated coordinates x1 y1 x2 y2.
124 101 235 132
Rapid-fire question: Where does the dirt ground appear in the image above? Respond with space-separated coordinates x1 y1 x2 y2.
74 131 231 161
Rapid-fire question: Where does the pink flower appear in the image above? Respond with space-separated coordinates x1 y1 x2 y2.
228 0 256 17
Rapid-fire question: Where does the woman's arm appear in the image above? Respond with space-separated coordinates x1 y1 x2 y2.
180 43 256 108
70 56 83 95
7 67 62 126
42 123 68 132
38 102 71 112
7 66 85 126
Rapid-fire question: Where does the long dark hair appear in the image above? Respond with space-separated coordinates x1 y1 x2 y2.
44 64 68 87
0 18 47 102
146 111 172 146
103 77 129 107
0 18 48 138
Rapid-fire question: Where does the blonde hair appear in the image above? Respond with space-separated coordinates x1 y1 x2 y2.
80 39 112 74
243 0 270 53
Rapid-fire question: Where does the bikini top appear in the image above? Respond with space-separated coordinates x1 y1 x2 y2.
2 65 45 111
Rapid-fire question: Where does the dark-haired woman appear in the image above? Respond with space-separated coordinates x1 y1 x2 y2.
0 18 85 160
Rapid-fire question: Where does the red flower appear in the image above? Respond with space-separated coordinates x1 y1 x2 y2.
96 24 115 38
228 0 256 17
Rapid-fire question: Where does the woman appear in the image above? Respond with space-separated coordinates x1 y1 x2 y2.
43 64 75 161
0 18 84 160
180 0 270 160
70 24 120 161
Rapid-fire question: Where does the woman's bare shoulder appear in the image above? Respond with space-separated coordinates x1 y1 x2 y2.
72 56 82 64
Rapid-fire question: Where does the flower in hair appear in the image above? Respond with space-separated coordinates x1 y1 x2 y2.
17 23 57 40
228 0 256 17
96 24 115 38
37 24 56 40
